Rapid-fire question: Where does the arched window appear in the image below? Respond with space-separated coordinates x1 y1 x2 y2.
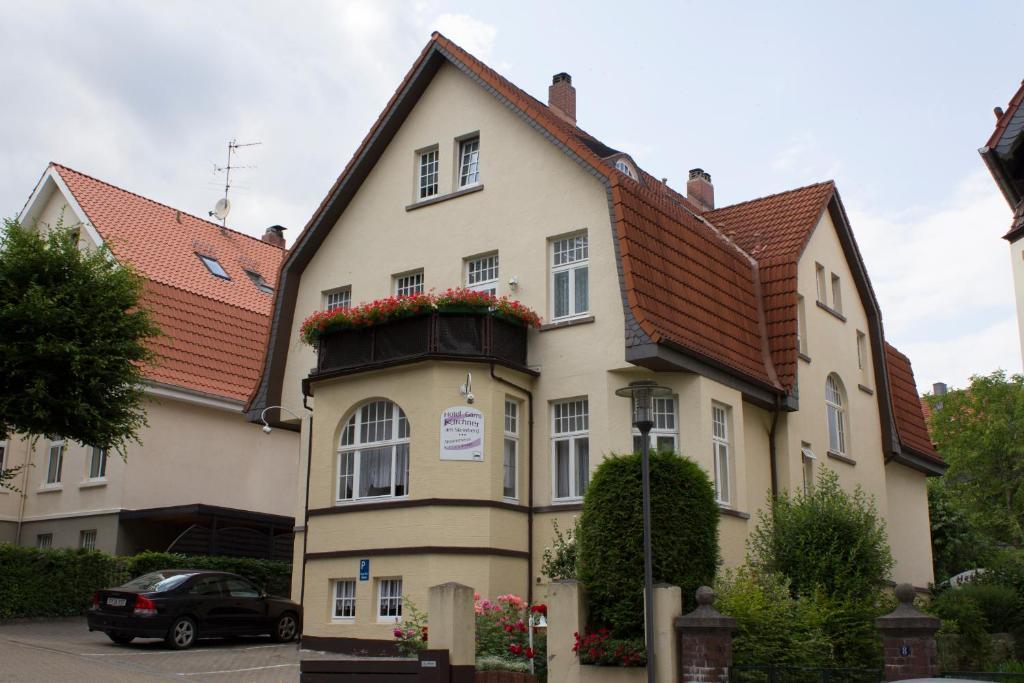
615 158 638 180
337 400 410 502
825 375 847 456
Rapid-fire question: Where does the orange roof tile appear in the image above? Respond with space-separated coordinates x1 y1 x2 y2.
52 164 284 402
885 343 942 462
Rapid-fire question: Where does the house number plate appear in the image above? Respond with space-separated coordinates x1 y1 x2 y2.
900 645 911 656
106 597 127 607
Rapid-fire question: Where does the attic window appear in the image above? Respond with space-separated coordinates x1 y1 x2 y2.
197 254 230 280
245 270 274 294
614 158 638 181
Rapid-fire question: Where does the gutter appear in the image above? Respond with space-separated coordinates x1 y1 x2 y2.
15 438 34 546
490 364 535 605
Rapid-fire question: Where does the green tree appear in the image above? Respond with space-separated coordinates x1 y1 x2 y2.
0 218 158 478
925 371 1024 549
927 478 991 582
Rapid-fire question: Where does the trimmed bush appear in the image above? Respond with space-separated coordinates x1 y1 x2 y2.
0 544 291 619
577 451 718 638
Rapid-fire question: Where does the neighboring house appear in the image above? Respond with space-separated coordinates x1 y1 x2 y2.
981 82 1024 367
246 33 943 652
0 164 298 561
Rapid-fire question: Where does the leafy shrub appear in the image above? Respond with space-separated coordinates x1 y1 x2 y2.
540 518 578 581
572 629 646 667
749 470 893 601
577 451 718 638
392 597 429 657
0 544 292 619
474 594 546 680
929 587 994 669
475 655 530 672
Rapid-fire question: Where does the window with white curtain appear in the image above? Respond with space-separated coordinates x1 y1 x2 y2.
550 234 588 320
79 529 97 551
504 399 518 499
466 254 499 296
552 399 589 500
88 447 107 480
632 396 677 454
337 400 410 503
712 404 731 505
324 288 351 312
378 578 403 621
394 271 424 297
825 375 848 457
333 579 356 620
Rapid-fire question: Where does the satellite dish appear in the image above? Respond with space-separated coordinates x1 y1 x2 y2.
210 198 231 220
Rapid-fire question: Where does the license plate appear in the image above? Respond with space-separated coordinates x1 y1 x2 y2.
106 597 126 607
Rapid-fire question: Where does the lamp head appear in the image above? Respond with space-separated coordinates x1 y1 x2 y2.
615 380 672 429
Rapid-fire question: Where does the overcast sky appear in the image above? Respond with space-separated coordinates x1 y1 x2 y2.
1 1 1021 393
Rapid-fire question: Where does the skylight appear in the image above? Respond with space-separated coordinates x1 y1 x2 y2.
197 254 230 280
615 158 638 180
244 270 274 294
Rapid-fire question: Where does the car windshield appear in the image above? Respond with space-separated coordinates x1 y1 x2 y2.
119 572 196 593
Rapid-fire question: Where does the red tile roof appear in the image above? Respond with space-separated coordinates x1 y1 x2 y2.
51 164 284 402
884 343 941 462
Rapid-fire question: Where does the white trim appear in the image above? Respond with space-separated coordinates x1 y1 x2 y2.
144 382 244 413
37 485 63 494
18 507 122 522
18 167 105 249
78 480 108 489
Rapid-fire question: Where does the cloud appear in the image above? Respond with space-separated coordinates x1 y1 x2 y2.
847 169 1020 390
432 13 498 61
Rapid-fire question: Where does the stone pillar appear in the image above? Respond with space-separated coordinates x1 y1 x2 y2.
650 584 682 683
876 583 941 681
427 582 475 667
546 580 587 683
674 586 735 683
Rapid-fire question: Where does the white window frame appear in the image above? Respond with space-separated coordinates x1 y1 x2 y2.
36 533 52 549
79 529 97 551
324 287 352 312
419 147 439 200
44 438 64 486
0 440 6 475
632 396 678 454
797 295 808 355
87 446 107 481
801 443 816 495
815 263 827 304
466 253 499 296
377 577 403 622
393 271 424 297
856 330 870 386
551 399 589 501
550 233 589 321
712 404 732 506
825 375 848 457
458 136 480 188
503 399 519 500
831 273 843 313
332 579 357 621
337 400 410 504
615 158 638 180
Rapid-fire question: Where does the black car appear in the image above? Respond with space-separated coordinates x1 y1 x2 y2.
87 569 301 649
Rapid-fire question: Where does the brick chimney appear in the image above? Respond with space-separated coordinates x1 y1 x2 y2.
262 225 286 248
548 72 576 125
687 168 714 211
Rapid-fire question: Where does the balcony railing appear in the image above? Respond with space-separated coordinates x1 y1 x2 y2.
312 311 529 377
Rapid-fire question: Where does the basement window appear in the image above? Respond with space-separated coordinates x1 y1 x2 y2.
197 254 230 280
244 270 274 294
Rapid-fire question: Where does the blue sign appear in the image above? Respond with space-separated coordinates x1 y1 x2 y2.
359 559 370 581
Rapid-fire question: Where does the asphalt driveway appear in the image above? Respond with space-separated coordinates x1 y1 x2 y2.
0 617 354 682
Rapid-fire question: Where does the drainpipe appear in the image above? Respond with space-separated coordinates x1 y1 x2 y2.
298 398 314 649
490 364 534 605
768 397 780 498
15 437 34 546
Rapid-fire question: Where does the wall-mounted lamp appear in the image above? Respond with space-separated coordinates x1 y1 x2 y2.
260 405 303 434
508 276 519 292
459 372 475 404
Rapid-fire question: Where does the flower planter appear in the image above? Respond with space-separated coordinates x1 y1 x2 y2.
474 671 538 683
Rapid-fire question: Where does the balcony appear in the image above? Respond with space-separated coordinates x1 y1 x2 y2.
310 311 531 379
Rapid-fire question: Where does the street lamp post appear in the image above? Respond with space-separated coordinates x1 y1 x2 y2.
615 380 672 683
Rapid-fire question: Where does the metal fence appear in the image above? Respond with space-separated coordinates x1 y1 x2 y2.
730 665 883 683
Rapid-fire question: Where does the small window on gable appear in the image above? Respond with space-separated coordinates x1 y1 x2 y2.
197 254 230 280
814 263 826 304
244 270 274 294
615 158 638 181
831 273 843 313
458 137 480 187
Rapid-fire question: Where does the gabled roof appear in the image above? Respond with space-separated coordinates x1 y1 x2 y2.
884 343 942 464
247 32 943 473
27 164 284 403
981 80 1024 209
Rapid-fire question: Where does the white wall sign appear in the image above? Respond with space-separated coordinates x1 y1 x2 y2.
440 406 484 461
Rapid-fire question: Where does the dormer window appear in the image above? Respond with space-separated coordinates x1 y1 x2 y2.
615 158 638 181
244 270 273 294
197 254 230 280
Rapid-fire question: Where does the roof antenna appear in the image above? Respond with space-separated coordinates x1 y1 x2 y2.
210 138 261 230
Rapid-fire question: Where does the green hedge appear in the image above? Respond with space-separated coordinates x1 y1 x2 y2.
0 544 291 619
577 451 718 638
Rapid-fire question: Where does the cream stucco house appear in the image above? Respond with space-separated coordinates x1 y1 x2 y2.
246 33 943 653
0 164 298 559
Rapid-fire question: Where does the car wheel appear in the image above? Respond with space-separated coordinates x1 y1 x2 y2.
271 612 298 642
107 632 135 645
166 616 197 650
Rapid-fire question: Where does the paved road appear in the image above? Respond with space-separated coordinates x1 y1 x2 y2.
0 617 350 682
